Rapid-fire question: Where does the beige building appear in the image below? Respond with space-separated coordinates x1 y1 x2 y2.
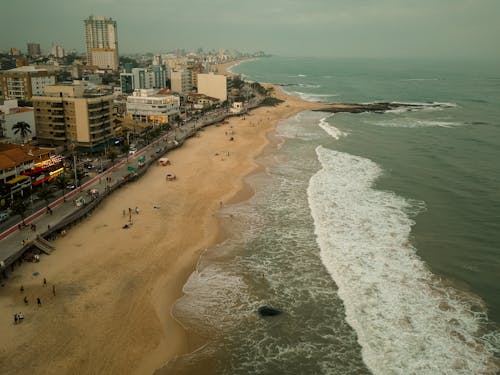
84 16 119 71
33 83 114 151
0 66 56 101
90 48 118 70
197 73 227 102
170 70 192 94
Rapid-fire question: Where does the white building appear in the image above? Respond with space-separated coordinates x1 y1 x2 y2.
126 89 180 125
197 72 227 102
0 99 36 143
170 70 192 94
50 44 65 58
84 16 119 70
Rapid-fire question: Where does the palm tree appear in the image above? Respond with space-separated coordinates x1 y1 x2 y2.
11 199 28 225
54 173 69 201
12 121 32 143
37 185 54 210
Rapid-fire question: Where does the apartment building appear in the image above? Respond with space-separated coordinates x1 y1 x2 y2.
170 70 192 94
0 66 56 101
197 72 227 102
27 43 41 57
33 83 114 151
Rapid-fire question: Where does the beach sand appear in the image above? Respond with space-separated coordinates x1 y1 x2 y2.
0 78 321 374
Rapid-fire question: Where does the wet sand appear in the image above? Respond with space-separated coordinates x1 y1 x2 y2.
0 72 322 374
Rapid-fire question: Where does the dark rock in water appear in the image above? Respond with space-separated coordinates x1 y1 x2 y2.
258 306 282 317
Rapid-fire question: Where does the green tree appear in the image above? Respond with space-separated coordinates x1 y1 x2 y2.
121 143 131 161
12 121 32 143
37 185 54 209
231 75 244 89
54 173 69 201
108 147 118 165
11 199 28 225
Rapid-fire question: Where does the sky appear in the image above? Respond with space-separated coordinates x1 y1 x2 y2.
1 0 499 60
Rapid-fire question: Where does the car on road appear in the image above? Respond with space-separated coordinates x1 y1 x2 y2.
0 210 9 222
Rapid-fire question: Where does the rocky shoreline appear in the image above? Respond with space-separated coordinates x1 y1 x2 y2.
313 101 453 114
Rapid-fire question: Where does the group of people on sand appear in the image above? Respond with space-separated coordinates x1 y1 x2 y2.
122 206 140 229
14 278 55 325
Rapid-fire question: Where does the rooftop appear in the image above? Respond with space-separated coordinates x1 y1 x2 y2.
0 144 54 171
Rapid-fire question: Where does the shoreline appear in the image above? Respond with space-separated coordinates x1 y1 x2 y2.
0 57 323 374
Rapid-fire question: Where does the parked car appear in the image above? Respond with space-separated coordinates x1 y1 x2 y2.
0 211 10 222
66 183 76 190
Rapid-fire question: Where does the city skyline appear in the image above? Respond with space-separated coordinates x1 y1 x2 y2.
1 0 499 60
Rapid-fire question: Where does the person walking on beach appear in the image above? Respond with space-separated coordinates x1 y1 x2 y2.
52 285 56 296
43 278 47 286
24 296 28 305
14 313 18 325
135 206 139 214
20 285 24 293
122 209 126 217
37 297 41 307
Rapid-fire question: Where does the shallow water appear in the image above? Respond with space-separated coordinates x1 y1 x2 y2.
160 58 500 374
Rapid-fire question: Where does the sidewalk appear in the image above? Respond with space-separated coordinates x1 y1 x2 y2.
0 129 177 269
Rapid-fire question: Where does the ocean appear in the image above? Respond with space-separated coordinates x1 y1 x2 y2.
161 57 500 374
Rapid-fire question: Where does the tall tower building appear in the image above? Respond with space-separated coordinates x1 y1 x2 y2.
84 15 119 71
27 43 41 57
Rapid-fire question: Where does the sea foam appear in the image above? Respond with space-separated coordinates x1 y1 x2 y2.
318 116 348 140
307 145 498 374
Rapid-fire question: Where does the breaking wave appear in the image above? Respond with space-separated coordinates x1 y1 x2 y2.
307 145 499 374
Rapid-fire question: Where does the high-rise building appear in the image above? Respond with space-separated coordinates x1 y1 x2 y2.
84 16 119 71
27 43 41 57
50 44 65 58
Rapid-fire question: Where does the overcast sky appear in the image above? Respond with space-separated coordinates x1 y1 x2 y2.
1 0 499 59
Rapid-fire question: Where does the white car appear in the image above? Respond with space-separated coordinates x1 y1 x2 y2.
0 211 9 223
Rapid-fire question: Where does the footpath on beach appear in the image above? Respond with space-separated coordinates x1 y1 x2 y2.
0 100 259 272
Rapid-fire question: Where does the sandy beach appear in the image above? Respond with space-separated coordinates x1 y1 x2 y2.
0 65 321 374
